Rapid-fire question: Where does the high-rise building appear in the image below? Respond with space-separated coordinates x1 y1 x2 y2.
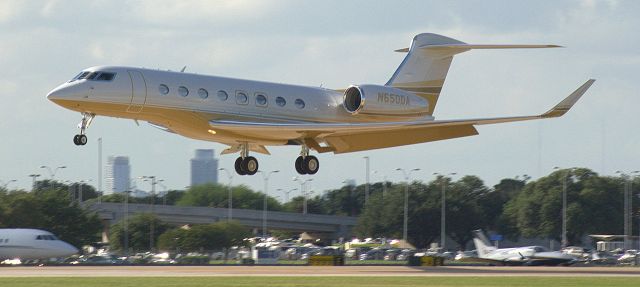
105 156 130 195
191 149 218 186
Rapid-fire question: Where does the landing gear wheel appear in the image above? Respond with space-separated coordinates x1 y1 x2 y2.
242 156 259 175
234 157 247 175
303 156 319 175
73 134 87 146
295 156 306 175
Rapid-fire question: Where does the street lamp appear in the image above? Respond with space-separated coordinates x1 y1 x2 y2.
219 168 234 221
434 172 456 250
276 188 297 203
616 170 639 250
77 179 92 203
157 181 168 205
40 165 67 182
123 189 131 257
364 156 370 204
0 179 17 190
395 167 421 243
258 170 279 238
140 175 159 252
294 177 313 214
554 166 574 248
28 174 41 191
372 171 388 198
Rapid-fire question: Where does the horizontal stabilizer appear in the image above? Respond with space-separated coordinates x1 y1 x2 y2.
395 44 561 53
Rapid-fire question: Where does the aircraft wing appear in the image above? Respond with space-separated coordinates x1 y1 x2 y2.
209 80 594 153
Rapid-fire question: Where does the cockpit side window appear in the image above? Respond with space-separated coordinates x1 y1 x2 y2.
86 72 98 80
96 72 116 81
69 71 90 82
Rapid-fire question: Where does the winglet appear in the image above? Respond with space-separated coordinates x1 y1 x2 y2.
541 79 595 118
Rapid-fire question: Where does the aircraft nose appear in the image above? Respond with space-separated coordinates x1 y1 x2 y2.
46 86 66 101
60 243 79 257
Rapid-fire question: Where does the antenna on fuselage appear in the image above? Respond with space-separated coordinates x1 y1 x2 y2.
180 66 187 73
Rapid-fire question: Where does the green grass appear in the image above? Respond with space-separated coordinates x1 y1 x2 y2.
0 277 638 287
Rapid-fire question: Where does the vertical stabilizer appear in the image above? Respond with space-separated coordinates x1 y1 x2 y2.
472 229 497 258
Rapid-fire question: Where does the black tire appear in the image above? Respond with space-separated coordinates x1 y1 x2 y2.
78 134 88 145
304 155 319 175
242 156 259 175
73 135 80 145
295 156 306 175
234 157 246 175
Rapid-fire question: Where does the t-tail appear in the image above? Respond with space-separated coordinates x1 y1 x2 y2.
386 33 560 115
472 229 497 258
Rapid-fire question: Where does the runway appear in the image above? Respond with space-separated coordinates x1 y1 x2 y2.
0 266 639 277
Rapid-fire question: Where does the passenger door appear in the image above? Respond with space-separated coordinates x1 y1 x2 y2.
127 70 147 113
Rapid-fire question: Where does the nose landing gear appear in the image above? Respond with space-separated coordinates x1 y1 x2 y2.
73 113 95 146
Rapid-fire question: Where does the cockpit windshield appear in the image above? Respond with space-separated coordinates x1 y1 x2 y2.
69 71 116 82
36 234 58 241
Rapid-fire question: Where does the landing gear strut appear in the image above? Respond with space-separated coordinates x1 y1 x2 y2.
73 113 95 146
234 143 258 176
295 145 319 175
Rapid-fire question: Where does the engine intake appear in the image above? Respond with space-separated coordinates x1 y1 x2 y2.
342 84 429 116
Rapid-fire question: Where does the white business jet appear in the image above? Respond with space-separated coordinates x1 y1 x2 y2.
47 33 594 176
469 230 577 266
0 229 79 261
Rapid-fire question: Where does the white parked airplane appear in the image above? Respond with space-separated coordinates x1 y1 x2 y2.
470 229 576 266
47 33 594 176
0 229 79 261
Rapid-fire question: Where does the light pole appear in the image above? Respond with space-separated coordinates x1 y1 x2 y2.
616 170 639 250
157 181 167 205
294 177 313 214
554 167 573 248
28 174 41 191
77 179 92 203
373 171 388 198
0 179 16 190
123 189 130 256
434 172 456 250
395 168 421 243
40 165 67 182
219 168 234 221
276 188 297 203
258 170 279 238
97 137 102 204
140 175 158 252
364 156 370 204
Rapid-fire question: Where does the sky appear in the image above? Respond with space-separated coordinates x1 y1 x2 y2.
0 0 638 198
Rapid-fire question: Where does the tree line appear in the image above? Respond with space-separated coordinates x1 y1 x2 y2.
1 168 637 250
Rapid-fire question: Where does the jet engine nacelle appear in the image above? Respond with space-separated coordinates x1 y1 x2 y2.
342 84 429 116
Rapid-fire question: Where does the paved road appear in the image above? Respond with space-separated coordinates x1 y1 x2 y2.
0 266 639 277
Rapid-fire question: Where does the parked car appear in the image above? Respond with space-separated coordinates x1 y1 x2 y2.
396 249 416 261
359 248 387 260
617 250 638 265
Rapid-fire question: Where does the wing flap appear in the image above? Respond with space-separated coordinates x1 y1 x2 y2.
208 80 593 154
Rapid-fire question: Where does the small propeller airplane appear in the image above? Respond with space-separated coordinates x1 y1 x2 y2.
47 33 594 176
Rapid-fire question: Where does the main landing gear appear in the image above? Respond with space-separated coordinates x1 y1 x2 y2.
73 112 95 146
234 143 259 176
295 145 319 175
231 143 320 176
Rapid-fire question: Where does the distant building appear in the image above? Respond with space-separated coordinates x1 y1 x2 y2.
190 149 218 186
105 156 130 195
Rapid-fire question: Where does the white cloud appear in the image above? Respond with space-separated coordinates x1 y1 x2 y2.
0 0 25 22
128 0 275 26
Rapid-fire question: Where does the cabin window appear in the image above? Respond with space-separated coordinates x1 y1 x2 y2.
295 99 305 109
198 88 209 99
158 84 169 95
276 96 286 107
255 94 267 107
178 86 189 97
217 90 228 101
236 91 248 105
